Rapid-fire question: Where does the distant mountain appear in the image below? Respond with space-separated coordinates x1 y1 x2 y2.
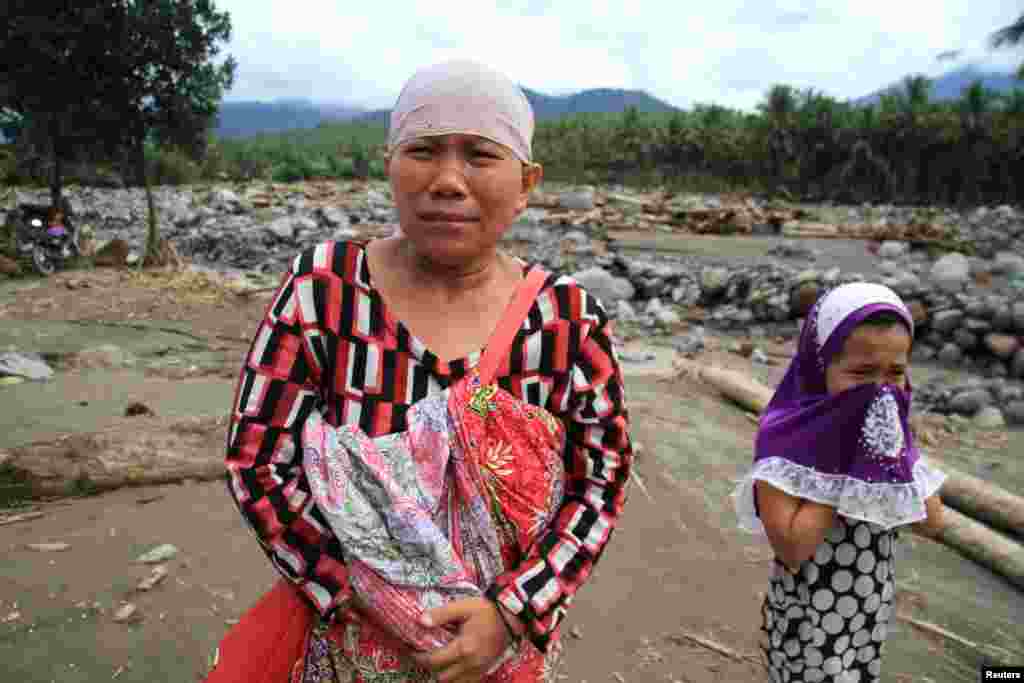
852 65 1022 106
353 86 680 126
215 99 365 138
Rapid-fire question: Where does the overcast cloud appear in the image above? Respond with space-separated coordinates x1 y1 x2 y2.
214 1 1023 111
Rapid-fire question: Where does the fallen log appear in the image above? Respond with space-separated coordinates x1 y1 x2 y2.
676 359 1024 590
938 468 1024 541
934 507 1024 592
0 415 228 499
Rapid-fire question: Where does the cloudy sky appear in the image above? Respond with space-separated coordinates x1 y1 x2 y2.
214 1 1022 111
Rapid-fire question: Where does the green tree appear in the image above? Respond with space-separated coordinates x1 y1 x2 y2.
103 0 236 265
0 2 130 208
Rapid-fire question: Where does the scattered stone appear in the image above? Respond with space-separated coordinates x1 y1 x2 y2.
931 310 965 334
571 267 635 306
948 389 991 416
0 352 54 381
558 188 595 211
973 406 1006 430
930 252 970 292
878 241 909 260
992 252 1024 276
1004 401 1024 425
73 344 137 370
135 544 179 564
26 542 70 552
112 603 138 623
136 565 169 592
124 402 155 417
570 626 584 639
937 344 963 366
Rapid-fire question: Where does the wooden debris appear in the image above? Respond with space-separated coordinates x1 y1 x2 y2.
667 631 763 667
897 614 1021 664
0 511 44 527
25 542 70 552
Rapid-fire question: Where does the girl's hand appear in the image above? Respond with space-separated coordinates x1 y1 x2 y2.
910 494 945 538
411 598 515 682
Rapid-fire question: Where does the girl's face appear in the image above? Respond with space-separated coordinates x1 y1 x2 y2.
824 323 912 396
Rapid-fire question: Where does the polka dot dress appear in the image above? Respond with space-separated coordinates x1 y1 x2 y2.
760 516 898 683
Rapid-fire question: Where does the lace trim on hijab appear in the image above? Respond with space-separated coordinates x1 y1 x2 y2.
732 456 946 535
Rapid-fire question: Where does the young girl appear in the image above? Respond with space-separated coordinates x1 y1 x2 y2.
733 282 946 683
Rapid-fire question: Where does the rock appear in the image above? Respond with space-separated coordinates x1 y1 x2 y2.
211 189 240 206
937 343 963 365
135 544 179 564
973 406 1006 429
293 216 319 234
619 348 657 363
93 238 131 268
911 345 936 362
655 308 682 328
1004 401 1024 425
993 305 1015 332
265 217 296 241
930 252 970 292
113 603 138 623
558 189 595 211
751 348 769 364
25 542 70 552
136 565 169 592
983 333 1020 359
700 267 730 297
0 254 21 277
571 267 635 307
991 252 1024 276
331 227 359 242
73 344 136 369
616 300 636 321
673 328 705 355
0 352 54 381
1013 302 1024 333
1012 348 1024 379
320 207 350 229
949 389 991 416
878 241 909 260
931 309 965 333
124 402 155 417
953 330 978 350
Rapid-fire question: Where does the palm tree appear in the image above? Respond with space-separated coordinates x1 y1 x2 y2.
990 13 1024 79
957 80 998 204
759 85 798 192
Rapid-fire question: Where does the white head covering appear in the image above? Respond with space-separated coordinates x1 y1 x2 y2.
387 60 535 163
815 282 913 350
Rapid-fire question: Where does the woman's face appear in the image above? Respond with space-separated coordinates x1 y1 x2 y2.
824 323 912 395
387 134 541 267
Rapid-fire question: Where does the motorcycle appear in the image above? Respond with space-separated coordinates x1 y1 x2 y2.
14 203 80 276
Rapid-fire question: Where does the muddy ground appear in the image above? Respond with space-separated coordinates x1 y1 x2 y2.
1 232 1022 682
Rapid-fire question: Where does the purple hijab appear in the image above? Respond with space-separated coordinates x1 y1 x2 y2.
733 282 946 532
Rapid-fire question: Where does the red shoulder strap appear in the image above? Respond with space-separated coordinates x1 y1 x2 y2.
475 266 548 386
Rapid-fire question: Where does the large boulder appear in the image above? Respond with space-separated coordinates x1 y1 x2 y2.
570 266 635 307
930 253 970 292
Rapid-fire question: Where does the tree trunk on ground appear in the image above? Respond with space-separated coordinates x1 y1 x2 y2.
935 507 1024 591
0 416 228 500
